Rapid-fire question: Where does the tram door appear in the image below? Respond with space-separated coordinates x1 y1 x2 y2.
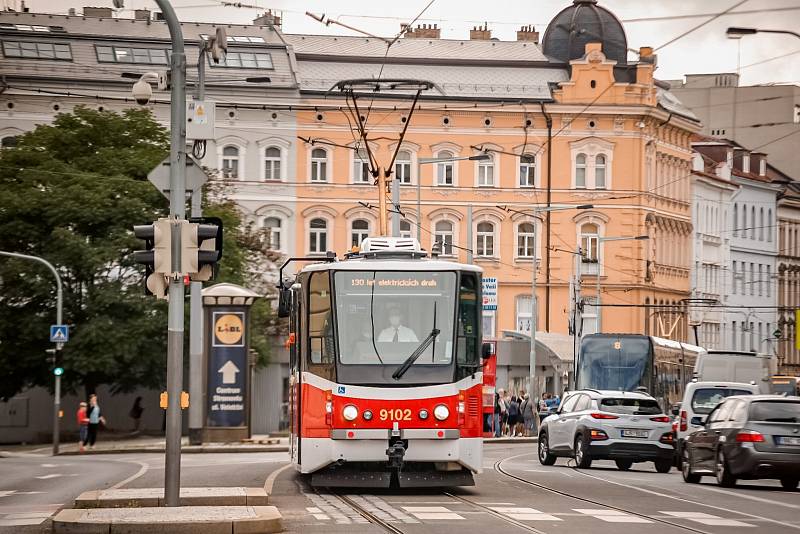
289 285 302 464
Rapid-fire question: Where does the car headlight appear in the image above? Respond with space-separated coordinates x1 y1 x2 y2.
342 405 359 421
363 410 373 421
419 409 429 420
433 404 450 421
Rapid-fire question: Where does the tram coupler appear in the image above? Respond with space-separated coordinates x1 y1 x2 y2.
386 441 406 470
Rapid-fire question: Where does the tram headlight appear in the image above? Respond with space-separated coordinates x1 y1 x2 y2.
342 405 359 421
363 410 373 421
433 404 450 421
418 409 429 420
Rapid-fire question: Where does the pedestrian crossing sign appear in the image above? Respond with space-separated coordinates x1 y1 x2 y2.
50 325 68 343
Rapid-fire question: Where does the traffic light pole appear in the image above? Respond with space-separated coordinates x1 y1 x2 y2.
156 0 187 508
0 251 63 455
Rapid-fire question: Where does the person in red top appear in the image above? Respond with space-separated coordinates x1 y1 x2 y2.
76 401 89 452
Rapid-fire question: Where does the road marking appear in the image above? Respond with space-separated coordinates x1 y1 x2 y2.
0 492 14 498
109 459 149 489
357 495 417 523
402 506 464 520
661 511 755 527
263 463 293 494
0 510 54 527
306 506 330 520
574 509 652 523
694 485 800 510
490 506 561 521
525 469 573 477
476 502 516 505
34 474 78 480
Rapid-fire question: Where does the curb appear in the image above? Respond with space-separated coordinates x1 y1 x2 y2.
484 437 538 444
58 446 289 456
74 487 269 509
52 505 283 534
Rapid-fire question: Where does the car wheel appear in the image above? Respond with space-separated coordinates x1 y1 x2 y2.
574 434 592 468
780 478 799 491
615 459 633 471
538 432 557 466
715 448 737 487
655 459 672 474
681 446 701 484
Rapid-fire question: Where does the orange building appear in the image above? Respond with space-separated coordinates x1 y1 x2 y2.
277 1 699 345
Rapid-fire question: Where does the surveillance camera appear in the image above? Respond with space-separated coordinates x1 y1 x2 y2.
132 79 153 106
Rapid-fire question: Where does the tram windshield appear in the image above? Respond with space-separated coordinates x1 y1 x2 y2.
577 336 652 391
334 271 457 366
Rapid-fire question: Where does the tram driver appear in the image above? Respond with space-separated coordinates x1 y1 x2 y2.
377 304 419 343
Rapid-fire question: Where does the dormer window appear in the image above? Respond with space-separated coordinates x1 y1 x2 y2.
759 159 766 176
726 150 733 168
743 154 750 173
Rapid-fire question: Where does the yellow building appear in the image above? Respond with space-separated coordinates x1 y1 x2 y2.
281 0 699 343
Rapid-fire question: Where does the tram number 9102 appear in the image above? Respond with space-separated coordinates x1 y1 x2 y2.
380 408 412 421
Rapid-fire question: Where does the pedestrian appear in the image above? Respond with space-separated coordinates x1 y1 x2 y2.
547 394 561 415
495 389 507 437
520 393 535 437
515 390 527 436
507 393 520 436
129 396 144 434
76 402 89 452
538 393 550 423
86 394 106 449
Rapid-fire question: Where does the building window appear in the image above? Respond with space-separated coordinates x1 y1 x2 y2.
482 310 496 340
95 45 167 65
751 206 756 239
211 51 273 69
351 219 370 248
477 155 494 187
1 136 18 149
595 154 606 189
760 159 767 175
794 105 800 124
516 295 533 334
395 150 412 184
436 150 454 186
766 265 771 297
582 297 598 335
476 221 495 257
575 153 587 188
264 217 282 251
2 41 72 60
732 261 738 294
309 218 328 253
767 209 773 242
519 154 536 187
264 146 281 181
434 220 454 256
733 203 738 236
399 220 412 238
743 154 750 173
517 222 535 258
580 223 599 262
221 145 240 179
353 148 371 184
310 148 328 182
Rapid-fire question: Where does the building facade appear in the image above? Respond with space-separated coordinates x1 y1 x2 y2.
777 180 800 374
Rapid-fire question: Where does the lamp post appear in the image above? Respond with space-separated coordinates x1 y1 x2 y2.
594 235 649 333
726 27 800 40
413 154 491 240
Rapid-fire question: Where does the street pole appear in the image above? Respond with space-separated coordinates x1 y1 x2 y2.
466 205 473 263
377 167 388 236
155 0 187 508
416 159 421 241
391 173 400 237
0 251 62 455
596 255 602 333
530 225 538 405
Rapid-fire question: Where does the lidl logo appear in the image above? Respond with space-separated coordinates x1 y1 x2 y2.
214 313 244 346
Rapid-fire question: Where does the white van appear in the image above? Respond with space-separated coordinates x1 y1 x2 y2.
673 381 760 467
693 350 775 393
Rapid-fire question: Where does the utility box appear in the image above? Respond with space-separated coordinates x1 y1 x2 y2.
186 99 216 140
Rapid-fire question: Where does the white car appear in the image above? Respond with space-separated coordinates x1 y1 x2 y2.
673 381 759 468
538 389 674 472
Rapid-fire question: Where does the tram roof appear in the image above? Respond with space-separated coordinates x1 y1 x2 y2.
299 256 483 274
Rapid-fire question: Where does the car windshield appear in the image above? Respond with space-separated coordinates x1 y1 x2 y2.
600 398 662 415
691 388 753 415
334 270 456 366
749 401 800 422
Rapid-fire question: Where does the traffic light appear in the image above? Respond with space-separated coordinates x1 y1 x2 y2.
133 218 172 298
182 217 223 282
51 348 63 376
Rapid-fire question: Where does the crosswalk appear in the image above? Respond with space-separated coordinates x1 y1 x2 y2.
301 493 758 528
0 504 61 528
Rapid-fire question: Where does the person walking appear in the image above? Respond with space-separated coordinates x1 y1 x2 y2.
520 393 535 437
86 394 106 449
129 397 144 434
75 402 89 452
495 389 507 437
507 393 520 436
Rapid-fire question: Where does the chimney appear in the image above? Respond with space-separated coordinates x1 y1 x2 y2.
516 25 539 43
402 23 440 39
83 6 113 18
470 23 491 40
253 9 281 28
68 7 76 15
134 9 151 21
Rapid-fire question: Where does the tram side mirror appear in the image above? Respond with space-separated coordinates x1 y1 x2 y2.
277 288 291 318
481 342 495 359
671 403 681 416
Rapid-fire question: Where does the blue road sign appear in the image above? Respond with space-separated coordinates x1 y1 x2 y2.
50 325 68 343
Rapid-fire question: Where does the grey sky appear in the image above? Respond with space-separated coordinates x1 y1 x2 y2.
19 0 800 86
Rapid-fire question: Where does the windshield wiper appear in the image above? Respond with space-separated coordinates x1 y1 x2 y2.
392 327 440 380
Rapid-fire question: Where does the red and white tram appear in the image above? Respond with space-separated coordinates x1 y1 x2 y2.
278 237 494 488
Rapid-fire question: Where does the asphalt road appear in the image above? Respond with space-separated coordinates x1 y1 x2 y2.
2 443 798 533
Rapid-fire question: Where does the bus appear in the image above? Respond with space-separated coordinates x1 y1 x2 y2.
577 334 705 412
279 237 492 488
771 376 800 396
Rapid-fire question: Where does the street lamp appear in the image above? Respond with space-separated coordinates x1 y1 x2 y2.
726 27 800 40
594 235 649 333
412 154 491 240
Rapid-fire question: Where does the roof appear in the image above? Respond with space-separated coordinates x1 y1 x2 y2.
577 389 654 399
296 59 566 100
728 394 800 402
202 283 261 298
500 331 574 363
302 257 482 274
542 0 628 66
285 34 550 63
656 87 699 122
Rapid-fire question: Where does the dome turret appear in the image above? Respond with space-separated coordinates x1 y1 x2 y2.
542 0 628 65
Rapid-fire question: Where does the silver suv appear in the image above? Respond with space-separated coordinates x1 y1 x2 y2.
538 389 674 472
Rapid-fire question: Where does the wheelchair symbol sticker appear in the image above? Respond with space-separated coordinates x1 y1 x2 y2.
337 386 346 394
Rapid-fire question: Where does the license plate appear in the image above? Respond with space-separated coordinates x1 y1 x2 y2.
777 436 800 446
621 429 649 439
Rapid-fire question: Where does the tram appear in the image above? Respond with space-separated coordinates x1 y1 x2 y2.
278 237 493 488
